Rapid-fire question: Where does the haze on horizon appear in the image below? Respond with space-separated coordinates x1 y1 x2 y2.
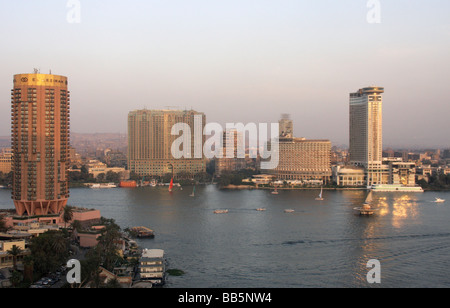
0 1 449 149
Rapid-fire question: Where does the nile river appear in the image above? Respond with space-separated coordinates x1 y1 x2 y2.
1 186 450 288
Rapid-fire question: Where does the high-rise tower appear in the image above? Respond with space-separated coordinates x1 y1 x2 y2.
11 73 70 216
349 86 384 185
128 109 206 177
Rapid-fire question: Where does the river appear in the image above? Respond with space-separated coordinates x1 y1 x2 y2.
1 186 450 288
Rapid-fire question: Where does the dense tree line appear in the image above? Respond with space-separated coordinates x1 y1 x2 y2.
418 174 450 190
216 169 259 187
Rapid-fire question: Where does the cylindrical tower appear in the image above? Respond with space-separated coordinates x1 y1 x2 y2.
11 73 70 216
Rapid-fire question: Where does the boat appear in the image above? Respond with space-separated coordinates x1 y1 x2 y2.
315 187 324 201
119 180 138 188
214 209 229 214
136 249 166 287
131 226 155 238
169 178 173 192
353 191 379 216
271 189 279 195
284 209 295 213
190 186 195 197
256 208 266 211
150 180 157 187
370 184 424 192
434 198 445 203
90 183 117 189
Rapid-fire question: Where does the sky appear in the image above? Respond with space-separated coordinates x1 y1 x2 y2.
0 0 449 148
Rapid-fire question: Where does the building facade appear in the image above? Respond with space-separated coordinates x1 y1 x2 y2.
11 73 70 216
215 129 247 175
279 114 293 138
267 137 332 183
128 109 206 177
349 86 384 185
0 148 12 174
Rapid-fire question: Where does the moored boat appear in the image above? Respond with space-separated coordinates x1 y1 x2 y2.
90 183 117 189
214 209 229 214
131 226 155 238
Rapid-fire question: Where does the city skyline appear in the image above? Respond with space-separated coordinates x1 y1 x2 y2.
1 1 450 148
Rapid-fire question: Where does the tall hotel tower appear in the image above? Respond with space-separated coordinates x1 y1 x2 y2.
349 86 384 186
11 73 70 216
128 109 206 177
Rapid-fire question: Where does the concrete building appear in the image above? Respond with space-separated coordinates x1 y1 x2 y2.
11 73 70 216
386 159 417 186
0 240 29 269
215 129 247 175
333 159 417 187
263 116 331 183
270 138 331 183
0 149 12 174
349 86 384 186
279 114 294 138
128 109 206 177
332 165 366 187
86 159 127 179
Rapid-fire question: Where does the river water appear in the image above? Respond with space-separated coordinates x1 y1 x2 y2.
1 186 450 288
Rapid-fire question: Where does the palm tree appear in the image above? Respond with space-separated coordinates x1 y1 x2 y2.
63 206 74 229
7 245 23 271
51 233 68 255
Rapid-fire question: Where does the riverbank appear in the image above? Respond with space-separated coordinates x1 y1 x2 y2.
220 185 367 191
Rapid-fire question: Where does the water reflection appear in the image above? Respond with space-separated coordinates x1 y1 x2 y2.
391 194 419 228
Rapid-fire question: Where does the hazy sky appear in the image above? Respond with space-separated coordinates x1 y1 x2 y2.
1 1 449 148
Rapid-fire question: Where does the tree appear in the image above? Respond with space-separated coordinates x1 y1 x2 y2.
10 271 22 288
29 230 69 275
63 206 74 229
97 173 106 183
7 245 23 271
22 255 34 284
106 171 120 183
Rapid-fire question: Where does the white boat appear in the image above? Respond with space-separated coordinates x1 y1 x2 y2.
90 183 117 189
315 187 324 201
190 186 195 197
214 209 229 214
271 189 279 195
434 198 445 203
353 191 379 216
284 209 295 213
